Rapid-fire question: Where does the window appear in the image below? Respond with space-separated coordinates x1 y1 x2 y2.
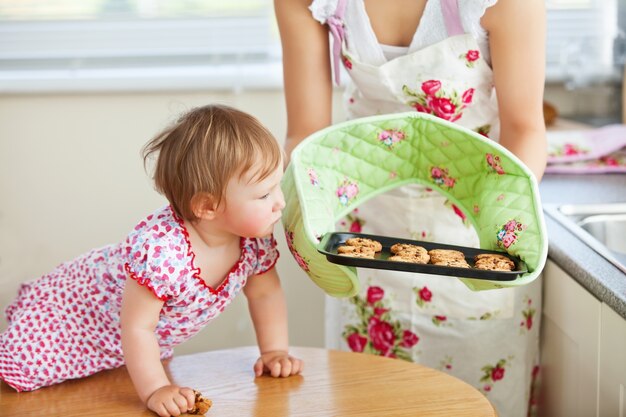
0 0 282 92
545 0 620 85
0 0 621 92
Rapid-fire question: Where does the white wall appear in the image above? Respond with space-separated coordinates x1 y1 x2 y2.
0 90 345 355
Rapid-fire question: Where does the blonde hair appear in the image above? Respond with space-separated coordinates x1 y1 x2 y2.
142 104 282 221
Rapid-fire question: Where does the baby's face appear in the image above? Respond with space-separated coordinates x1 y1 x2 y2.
218 163 285 238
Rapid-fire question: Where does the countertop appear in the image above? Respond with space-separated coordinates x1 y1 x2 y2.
540 173 626 319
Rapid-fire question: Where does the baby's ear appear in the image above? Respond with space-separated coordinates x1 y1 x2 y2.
191 193 219 220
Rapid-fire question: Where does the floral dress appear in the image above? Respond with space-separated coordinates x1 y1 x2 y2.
0 205 278 392
312 1 541 416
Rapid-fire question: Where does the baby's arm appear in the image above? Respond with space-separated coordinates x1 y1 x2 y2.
244 267 303 377
483 0 547 181
120 279 195 417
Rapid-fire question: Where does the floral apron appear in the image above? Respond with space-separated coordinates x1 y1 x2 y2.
324 1 541 416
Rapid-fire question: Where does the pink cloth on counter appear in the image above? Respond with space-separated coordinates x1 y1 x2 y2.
546 124 626 174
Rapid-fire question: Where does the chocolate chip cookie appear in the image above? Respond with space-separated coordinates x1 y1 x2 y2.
388 243 429 264
431 258 470 268
188 390 213 415
345 237 383 252
337 245 376 258
428 249 465 264
473 253 515 271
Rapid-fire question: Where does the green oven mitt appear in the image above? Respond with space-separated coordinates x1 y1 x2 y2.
282 112 548 297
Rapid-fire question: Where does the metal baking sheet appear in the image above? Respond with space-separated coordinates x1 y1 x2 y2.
317 232 527 281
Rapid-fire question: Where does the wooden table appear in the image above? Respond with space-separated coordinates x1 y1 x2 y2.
0 346 497 417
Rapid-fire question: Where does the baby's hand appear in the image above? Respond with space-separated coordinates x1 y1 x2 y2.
254 350 303 378
146 385 195 417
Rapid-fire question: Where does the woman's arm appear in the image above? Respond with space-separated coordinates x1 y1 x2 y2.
244 267 303 377
120 278 194 417
482 0 547 181
275 0 334 155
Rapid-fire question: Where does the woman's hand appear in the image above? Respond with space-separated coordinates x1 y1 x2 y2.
146 385 196 417
254 350 304 378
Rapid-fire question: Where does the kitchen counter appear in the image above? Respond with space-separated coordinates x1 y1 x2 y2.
540 173 626 319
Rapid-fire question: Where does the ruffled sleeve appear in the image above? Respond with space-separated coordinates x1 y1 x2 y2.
309 0 339 24
460 0 498 32
124 223 189 301
481 0 498 12
253 235 280 275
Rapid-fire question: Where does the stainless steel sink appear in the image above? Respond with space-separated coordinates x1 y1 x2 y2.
545 203 626 274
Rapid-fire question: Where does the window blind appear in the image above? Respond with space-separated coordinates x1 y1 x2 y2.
0 0 278 72
0 0 620 90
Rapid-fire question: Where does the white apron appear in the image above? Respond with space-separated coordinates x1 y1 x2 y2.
322 1 541 416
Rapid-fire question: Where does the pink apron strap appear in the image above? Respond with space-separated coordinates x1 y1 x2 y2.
327 0 348 85
440 0 465 37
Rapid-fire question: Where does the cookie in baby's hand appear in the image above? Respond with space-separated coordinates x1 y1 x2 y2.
188 390 212 415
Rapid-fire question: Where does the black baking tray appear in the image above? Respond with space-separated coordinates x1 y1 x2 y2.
317 232 527 281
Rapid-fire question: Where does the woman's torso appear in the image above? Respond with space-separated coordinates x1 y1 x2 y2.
313 0 517 320
311 0 500 139
311 0 496 66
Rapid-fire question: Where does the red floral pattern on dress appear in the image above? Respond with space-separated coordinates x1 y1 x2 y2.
451 204 467 221
403 80 475 122
442 201 473 228
0 205 278 392
519 295 536 334
343 286 418 360
480 357 512 394
460 49 480 68
432 315 450 327
414 286 433 308
475 124 491 138
341 208 365 233
342 54 353 70
438 355 454 371
346 332 367 352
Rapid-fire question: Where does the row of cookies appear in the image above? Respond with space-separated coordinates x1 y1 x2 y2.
389 245 471 267
391 244 515 271
337 238 515 272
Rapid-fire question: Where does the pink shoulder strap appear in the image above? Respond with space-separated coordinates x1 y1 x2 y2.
327 0 464 85
328 0 348 85
440 0 465 37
